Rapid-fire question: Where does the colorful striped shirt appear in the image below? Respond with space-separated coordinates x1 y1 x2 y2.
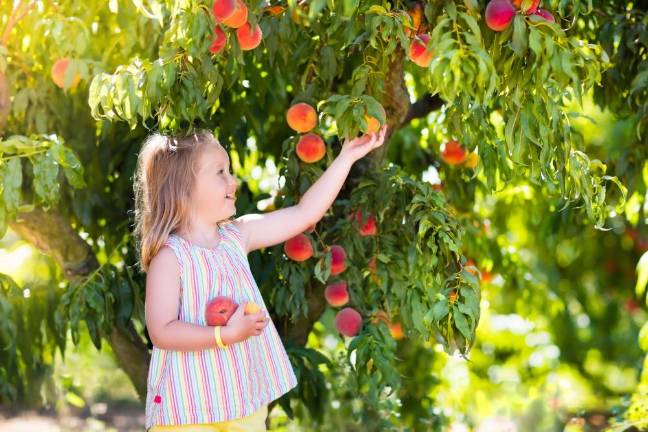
144 222 298 429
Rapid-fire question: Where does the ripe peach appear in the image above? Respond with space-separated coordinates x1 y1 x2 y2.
464 151 478 168
213 0 237 22
206 296 238 326
389 321 404 340
353 210 377 236
409 34 434 67
51 58 81 89
264 5 285 16
335 307 362 337
325 281 349 307
286 102 317 133
485 0 516 32
284 233 313 261
209 27 228 54
296 133 326 163
534 8 555 22
513 0 539 14
362 104 386 134
329 245 347 275
404 3 423 37
236 22 262 50
441 140 467 165
223 0 247 28
244 302 261 314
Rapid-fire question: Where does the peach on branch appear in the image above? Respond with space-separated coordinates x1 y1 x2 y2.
324 281 349 307
296 133 326 163
409 34 434 68
329 245 347 276
534 8 555 22
513 0 539 14
236 22 262 50
352 210 377 236
51 58 81 89
485 0 516 32
284 233 313 261
335 307 362 337
441 140 467 165
223 0 248 28
209 27 228 54
362 104 386 134
213 0 237 22
286 102 317 133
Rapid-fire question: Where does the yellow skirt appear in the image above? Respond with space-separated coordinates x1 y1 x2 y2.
148 405 268 432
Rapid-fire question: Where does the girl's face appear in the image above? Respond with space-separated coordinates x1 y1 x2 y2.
192 143 238 223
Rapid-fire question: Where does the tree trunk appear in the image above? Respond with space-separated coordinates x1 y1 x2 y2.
10 209 151 401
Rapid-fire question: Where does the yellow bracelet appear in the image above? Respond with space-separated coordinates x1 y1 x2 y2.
214 326 227 348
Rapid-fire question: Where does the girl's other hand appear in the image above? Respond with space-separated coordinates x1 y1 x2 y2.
222 303 269 345
340 124 388 162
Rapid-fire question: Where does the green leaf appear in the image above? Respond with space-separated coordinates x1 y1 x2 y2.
1 157 22 213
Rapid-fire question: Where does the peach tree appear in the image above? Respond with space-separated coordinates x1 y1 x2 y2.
0 0 646 428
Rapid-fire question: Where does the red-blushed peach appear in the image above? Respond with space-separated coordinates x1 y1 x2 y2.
51 58 81 89
296 133 326 163
209 27 228 54
213 0 237 22
223 0 248 28
352 210 377 236
206 296 238 326
441 140 467 165
485 0 516 31
389 321 404 340
513 0 539 14
534 8 555 22
409 34 434 67
404 2 423 37
329 245 347 275
284 233 313 261
286 102 317 132
335 307 362 337
324 281 349 307
236 22 262 50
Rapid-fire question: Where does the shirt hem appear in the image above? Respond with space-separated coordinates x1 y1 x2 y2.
145 379 297 429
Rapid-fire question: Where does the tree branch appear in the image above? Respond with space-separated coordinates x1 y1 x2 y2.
402 93 444 125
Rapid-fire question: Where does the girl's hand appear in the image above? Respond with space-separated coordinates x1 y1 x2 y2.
222 303 269 345
340 124 388 162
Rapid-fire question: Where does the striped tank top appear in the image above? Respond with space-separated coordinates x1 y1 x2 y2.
144 221 298 429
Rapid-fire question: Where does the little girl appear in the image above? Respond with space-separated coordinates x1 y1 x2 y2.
135 126 387 431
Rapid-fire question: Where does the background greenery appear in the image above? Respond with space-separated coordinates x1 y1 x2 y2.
0 0 647 431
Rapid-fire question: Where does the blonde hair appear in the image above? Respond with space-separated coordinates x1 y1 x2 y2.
133 130 232 272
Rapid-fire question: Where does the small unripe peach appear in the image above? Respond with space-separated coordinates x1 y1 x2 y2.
296 133 326 163
362 105 386 134
286 102 317 133
284 234 313 261
244 302 261 314
464 152 478 168
389 321 404 340
335 307 362 337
